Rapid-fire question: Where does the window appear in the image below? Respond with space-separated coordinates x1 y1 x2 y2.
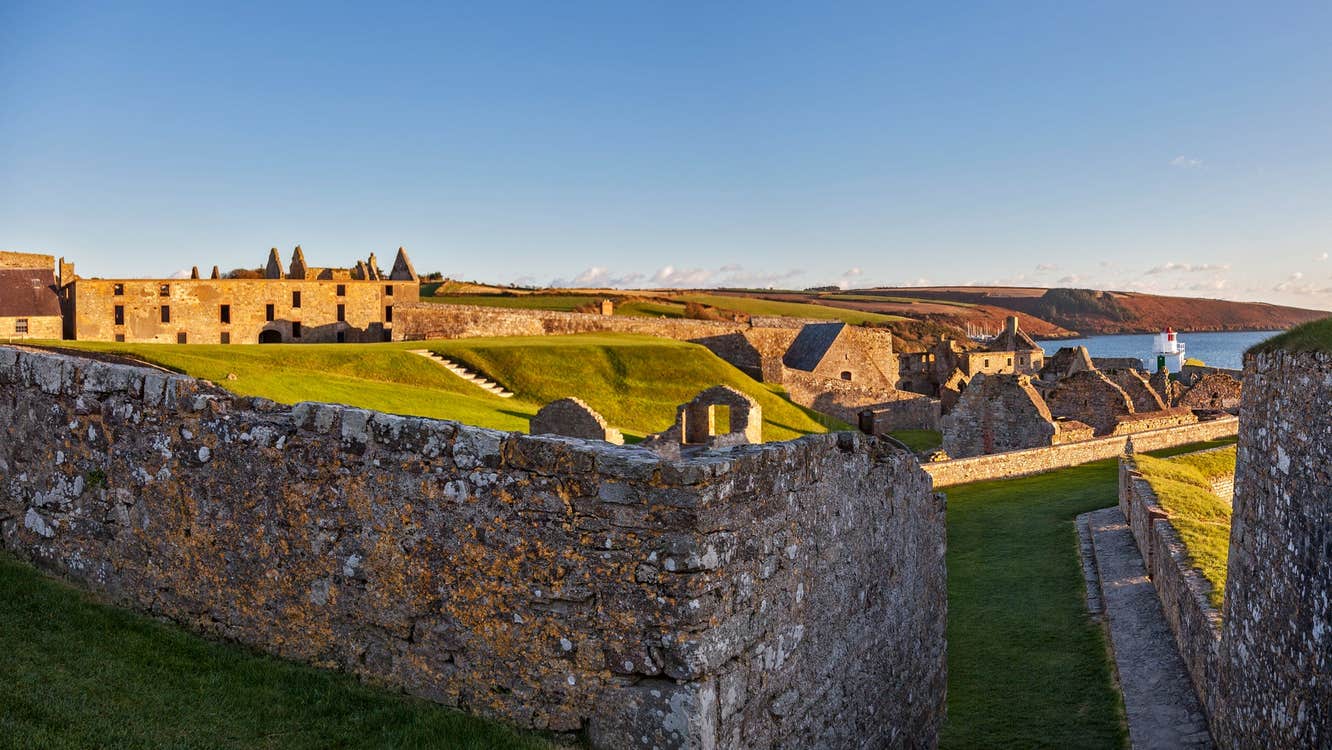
265 304 275 322
384 305 393 323
384 284 394 296
161 305 170 323
159 284 170 297
177 332 187 344
336 284 346 296
337 303 345 322
292 321 302 338
983 358 990 368
114 333 125 343
220 304 230 324
15 318 28 334
113 283 124 295
292 290 301 308
220 332 231 344
1007 357 1013 367
840 371 853 381
114 305 125 325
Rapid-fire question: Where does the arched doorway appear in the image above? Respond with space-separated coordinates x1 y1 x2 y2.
259 329 282 344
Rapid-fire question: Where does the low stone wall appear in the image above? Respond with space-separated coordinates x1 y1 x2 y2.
1109 407 1197 436
1118 457 1223 731
924 416 1238 488
0 346 947 749
860 397 943 436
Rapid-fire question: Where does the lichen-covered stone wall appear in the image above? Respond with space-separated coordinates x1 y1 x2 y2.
0 346 946 749
941 373 1058 458
1216 348 1331 747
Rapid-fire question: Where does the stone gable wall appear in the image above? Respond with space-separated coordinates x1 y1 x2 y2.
925 416 1238 487
1043 370 1134 435
941 374 1057 458
0 346 945 749
1104 368 1167 412
1177 372 1243 412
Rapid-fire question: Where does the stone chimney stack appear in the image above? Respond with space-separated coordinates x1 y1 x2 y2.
265 248 285 279
210 265 220 279
190 266 200 279
1005 316 1020 336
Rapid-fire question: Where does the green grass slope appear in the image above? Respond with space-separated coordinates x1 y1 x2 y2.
0 551 549 750
1248 316 1332 355
417 294 600 311
44 334 840 442
1133 447 1236 608
673 294 907 324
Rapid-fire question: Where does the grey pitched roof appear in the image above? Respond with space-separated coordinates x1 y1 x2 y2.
988 327 1043 353
782 322 846 371
0 268 61 317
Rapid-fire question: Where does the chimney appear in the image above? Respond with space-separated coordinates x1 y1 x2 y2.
190 266 200 279
210 265 221 279
265 247 285 279
1005 316 1019 336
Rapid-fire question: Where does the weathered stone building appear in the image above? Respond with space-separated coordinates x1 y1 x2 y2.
1176 372 1242 413
1102 368 1168 413
67 247 419 344
1043 370 1135 435
897 316 1044 399
0 347 948 748
529 397 623 444
0 251 64 340
782 322 897 387
941 372 1090 458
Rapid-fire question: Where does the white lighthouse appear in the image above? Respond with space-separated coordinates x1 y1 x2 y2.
1152 327 1186 373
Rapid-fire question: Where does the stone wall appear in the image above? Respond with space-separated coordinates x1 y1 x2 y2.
780 367 934 427
1103 368 1167 412
1043 370 1134 435
0 250 54 270
1177 372 1242 412
860 396 943 435
0 346 947 749
941 373 1058 458
1215 348 1332 747
924 416 1238 487
0 314 63 340
1108 407 1197 436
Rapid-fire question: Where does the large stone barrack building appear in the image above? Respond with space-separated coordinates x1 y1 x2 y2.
0 251 64 340
66 247 419 344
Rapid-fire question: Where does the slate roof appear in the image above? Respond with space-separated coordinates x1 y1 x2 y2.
0 268 61 317
782 322 846 371
988 326 1043 353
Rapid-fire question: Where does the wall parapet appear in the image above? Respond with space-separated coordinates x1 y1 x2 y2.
924 416 1238 487
0 346 946 749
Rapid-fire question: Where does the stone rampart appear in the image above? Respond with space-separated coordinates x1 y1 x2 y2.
924 416 1238 487
1215 348 1332 747
0 346 946 749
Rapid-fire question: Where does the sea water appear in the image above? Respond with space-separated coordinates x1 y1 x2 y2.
1033 330 1282 371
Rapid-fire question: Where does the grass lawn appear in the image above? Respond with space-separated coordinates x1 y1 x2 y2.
817 293 977 308
889 429 942 452
614 300 688 318
942 438 1235 748
1132 447 1236 607
671 294 908 325
0 551 549 750
41 334 842 442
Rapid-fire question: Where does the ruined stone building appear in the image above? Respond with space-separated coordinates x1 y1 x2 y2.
0 251 64 339
897 316 1044 397
781 321 898 387
941 372 1092 458
65 247 419 344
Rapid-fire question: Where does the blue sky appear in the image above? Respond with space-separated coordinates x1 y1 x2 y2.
3 1 1331 308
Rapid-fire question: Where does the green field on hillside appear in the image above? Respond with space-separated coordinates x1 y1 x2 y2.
672 294 908 324
0 552 550 750
45 335 842 441
943 438 1235 748
818 293 977 308
1132 447 1236 607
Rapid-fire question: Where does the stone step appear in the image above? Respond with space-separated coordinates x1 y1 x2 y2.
408 350 515 398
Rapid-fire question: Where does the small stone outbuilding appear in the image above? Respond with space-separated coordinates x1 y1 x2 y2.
530 397 623 444
1044 370 1134 435
1177 372 1243 413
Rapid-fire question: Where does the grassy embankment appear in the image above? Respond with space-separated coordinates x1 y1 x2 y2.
43 334 844 441
942 438 1235 749
1131 447 1236 607
419 290 908 326
1247 315 1332 354
0 552 549 750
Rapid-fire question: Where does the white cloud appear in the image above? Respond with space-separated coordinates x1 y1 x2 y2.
1057 275 1081 285
1272 271 1332 296
1170 155 1203 168
1145 261 1231 275
167 268 192 279
1035 263 1058 272
1318 252 1329 262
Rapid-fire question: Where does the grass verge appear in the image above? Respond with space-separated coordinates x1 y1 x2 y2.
1247 316 1332 355
942 438 1234 748
0 551 549 750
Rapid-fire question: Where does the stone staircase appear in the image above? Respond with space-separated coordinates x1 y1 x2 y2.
409 349 515 398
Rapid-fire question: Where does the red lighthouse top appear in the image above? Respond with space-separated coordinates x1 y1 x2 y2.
1165 327 1175 340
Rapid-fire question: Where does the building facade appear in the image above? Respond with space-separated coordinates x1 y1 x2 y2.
0 251 64 340
67 247 419 344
